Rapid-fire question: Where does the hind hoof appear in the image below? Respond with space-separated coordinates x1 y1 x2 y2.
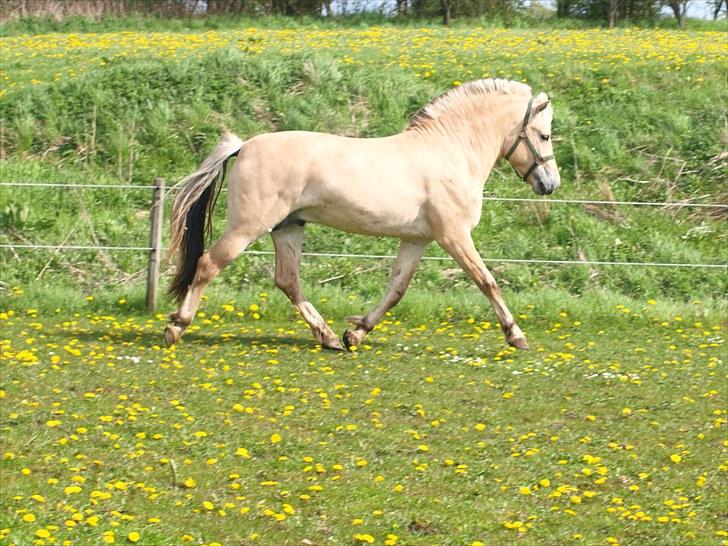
508 336 530 350
164 324 185 347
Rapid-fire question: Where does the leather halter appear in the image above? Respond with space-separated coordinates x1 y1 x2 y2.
504 98 554 181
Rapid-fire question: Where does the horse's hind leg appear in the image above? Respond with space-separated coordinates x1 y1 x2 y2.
272 224 344 351
165 229 250 346
437 231 528 350
343 240 427 349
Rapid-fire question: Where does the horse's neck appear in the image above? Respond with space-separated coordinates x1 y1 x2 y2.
403 110 510 185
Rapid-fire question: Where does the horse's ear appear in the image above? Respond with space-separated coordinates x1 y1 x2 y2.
533 92 551 116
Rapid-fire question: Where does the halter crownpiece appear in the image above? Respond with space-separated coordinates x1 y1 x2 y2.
504 97 554 181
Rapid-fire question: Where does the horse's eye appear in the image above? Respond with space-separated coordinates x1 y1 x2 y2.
541 134 551 142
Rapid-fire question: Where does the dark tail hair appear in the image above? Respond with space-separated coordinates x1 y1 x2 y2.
167 133 243 301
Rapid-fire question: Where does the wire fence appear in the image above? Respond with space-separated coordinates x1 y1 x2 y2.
1 181 727 271
2 244 726 269
4 182 728 210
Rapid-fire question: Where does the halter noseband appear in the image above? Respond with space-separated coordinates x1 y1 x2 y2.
504 98 554 181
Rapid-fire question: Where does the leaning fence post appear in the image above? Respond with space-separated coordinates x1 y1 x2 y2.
146 177 165 312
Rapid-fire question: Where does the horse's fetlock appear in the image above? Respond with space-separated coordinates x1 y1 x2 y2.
347 315 372 331
169 312 191 327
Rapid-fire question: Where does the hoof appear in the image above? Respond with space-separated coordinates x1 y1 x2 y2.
342 329 363 351
164 323 185 347
508 336 530 351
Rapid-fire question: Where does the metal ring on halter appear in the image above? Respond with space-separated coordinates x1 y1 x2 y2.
504 98 554 182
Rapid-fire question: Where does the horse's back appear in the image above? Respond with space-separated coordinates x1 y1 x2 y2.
229 130 434 239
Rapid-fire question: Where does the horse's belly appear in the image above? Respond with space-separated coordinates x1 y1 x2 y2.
299 204 431 240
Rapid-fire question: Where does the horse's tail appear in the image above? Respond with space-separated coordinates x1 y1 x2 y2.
167 132 244 301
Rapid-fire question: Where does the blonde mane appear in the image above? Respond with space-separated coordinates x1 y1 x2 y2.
407 78 532 132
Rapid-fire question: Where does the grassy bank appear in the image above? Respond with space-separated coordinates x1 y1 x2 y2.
1 24 726 305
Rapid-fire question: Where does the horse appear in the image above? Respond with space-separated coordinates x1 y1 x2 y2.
164 78 560 351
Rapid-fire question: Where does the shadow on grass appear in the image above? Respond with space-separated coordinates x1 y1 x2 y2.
54 326 356 353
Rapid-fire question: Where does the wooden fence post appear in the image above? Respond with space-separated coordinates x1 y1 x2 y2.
146 177 165 312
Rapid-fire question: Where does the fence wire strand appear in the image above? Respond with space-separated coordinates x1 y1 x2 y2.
2 244 726 269
3 182 726 209
2 181 726 270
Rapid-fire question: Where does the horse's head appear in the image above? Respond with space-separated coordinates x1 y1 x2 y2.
504 92 560 196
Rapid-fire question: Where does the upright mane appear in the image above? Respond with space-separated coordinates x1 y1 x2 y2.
407 78 532 132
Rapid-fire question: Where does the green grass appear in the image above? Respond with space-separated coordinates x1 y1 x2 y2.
1 19 726 546
1 288 726 545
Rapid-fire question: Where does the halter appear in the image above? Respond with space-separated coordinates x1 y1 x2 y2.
504 98 554 181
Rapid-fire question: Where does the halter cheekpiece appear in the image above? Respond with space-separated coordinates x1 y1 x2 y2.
504 97 554 181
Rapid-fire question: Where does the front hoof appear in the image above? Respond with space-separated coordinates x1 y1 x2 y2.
164 324 185 347
508 336 530 351
342 329 363 351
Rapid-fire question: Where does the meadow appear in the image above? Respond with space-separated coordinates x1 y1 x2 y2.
0 17 727 546
1 289 726 546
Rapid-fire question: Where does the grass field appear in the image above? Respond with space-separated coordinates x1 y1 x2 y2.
0 288 726 546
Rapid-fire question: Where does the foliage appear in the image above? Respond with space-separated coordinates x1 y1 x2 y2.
1 0 725 30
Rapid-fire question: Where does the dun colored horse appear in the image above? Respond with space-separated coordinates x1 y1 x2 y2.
164 78 560 350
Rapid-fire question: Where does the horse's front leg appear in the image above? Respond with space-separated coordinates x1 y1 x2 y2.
437 231 528 350
343 240 427 349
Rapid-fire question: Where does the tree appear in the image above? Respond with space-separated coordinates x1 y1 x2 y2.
664 0 690 26
556 0 573 16
710 0 726 18
442 0 452 24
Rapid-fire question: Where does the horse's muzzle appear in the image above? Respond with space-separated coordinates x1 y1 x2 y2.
531 167 560 196
537 180 557 195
